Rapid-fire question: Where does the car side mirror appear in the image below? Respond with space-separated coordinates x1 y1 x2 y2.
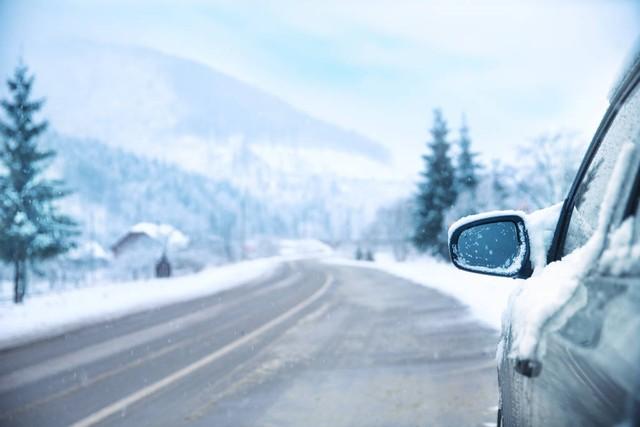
448 213 532 278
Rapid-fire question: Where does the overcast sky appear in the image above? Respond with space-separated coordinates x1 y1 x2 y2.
1 0 639 172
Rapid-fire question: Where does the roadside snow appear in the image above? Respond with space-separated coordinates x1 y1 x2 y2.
0 257 283 350
325 254 520 330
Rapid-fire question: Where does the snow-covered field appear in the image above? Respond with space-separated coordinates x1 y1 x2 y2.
0 257 283 351
326 253 522 331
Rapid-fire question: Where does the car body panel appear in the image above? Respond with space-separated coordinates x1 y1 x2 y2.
496 43 640 426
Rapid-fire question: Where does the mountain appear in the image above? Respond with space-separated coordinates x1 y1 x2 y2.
45 134 243 244
16 41 391 178
1 41 411 253
46 134 399 250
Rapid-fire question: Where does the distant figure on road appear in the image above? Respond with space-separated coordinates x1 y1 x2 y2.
155 253 172 278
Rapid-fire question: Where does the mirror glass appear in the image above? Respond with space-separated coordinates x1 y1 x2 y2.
454 221 520 273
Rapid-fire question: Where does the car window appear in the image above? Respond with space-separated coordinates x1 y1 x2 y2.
563 83 640 256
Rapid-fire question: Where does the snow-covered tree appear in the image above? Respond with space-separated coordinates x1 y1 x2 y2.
0 64 77 303
209 210 238 261
512 132 586 210
455 117 481 205
472 133 585 213
365 198 415 261
447 116 482 222
470 159 514 212
413 110 457 257
488 159 512 210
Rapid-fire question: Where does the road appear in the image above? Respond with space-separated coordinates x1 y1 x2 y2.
0 260 499 427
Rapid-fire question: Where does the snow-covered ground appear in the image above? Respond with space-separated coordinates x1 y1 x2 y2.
0 257 283 351
325 253 522 331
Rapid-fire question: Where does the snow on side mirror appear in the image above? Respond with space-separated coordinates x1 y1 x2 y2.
448 213 532 279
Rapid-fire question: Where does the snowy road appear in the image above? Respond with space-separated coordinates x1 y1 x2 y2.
0 260 499 427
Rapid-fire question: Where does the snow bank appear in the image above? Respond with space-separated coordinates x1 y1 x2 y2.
0 257 283 350
325 253 520 330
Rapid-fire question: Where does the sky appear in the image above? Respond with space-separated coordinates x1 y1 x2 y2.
1 0 639 173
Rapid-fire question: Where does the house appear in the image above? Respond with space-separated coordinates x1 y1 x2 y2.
111 222 189 279
111 222 189 258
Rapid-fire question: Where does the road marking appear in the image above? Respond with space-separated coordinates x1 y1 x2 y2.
0 272 302 394
0 310 255 420
186 300 334 422
70 274 333 427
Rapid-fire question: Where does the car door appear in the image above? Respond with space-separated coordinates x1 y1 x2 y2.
527 160 640 427
501 61 640 427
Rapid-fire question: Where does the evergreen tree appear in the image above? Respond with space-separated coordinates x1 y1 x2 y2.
413 109 457 257
456 116 481 194
454 116 482 215
489 159 511 210
0 63 77 303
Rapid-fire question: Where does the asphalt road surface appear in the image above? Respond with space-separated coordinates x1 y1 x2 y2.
0 260 500 427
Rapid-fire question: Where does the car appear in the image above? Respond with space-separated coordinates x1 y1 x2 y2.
447 43 640 427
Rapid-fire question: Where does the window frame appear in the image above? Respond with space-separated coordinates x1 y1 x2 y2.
547 60 640 263
624 162 640 220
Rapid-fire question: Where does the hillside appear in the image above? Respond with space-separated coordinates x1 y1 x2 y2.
45 133 393 250
17 41 391 178
1 41 411 256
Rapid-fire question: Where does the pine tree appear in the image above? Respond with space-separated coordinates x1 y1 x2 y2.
456 116 481 193
413 109 457 257
454 116 482 215
0 63 77 303
490 159 510 210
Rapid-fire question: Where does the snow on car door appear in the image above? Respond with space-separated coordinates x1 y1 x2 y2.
522 81 640 426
